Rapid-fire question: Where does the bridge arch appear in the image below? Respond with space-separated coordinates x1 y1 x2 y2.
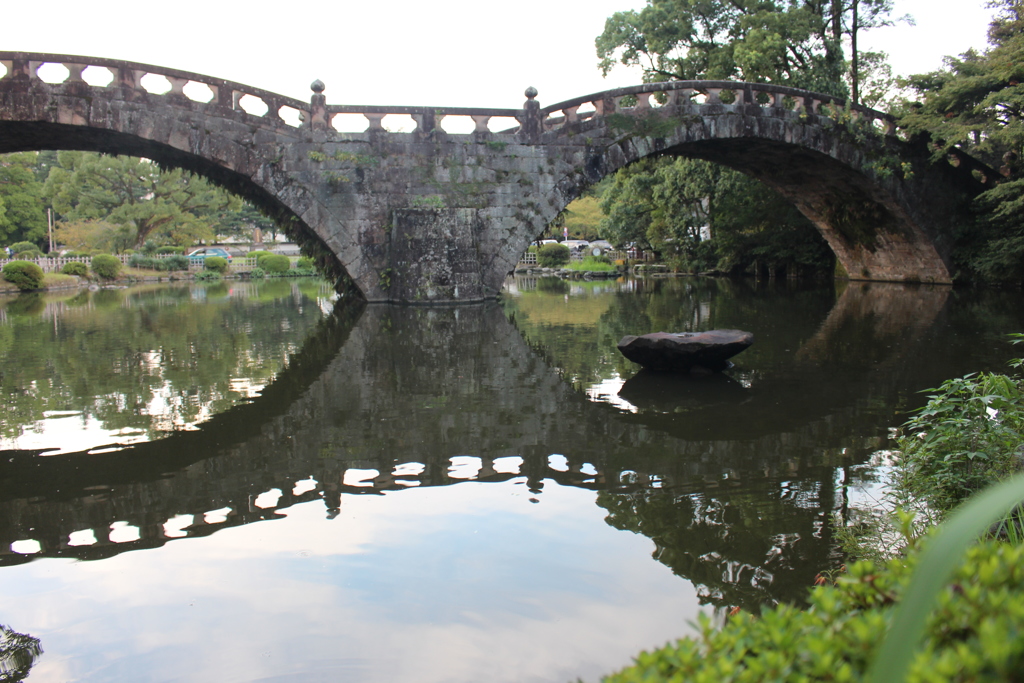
529 81 991 284
0 53 358 289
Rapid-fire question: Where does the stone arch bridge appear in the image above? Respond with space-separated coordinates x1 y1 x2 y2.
0 52 992 302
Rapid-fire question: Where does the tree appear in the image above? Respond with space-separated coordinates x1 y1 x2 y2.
599 0 897 95
0 153 48 248
44 151 240 250
899 0 1024 282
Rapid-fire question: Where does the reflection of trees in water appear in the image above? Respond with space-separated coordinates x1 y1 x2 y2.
0 624 42 682
0 281 335 442
598 472 837 611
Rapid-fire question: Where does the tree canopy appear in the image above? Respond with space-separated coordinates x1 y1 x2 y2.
0 152 47 248
899 0 1024 282
43 151 240 251
596 0 899 100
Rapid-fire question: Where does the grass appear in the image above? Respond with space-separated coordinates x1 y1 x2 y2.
566 256 618 272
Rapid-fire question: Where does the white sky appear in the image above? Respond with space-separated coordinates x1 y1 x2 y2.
1 0 996 110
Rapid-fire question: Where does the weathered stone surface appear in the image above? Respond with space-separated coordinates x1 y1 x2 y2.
1 54 992 303
617 329 754 373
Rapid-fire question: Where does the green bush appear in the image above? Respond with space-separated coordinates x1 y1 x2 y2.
259 253 290 273
156 246 184 255
193 270 221 281
248 250 274 265
289 267 318 277
1 260 44 290
537 242 570 268
296 256 314 270
897 368 1024 513
61 262 89 277
63 250 91 258
8 241 39 255
204 256 229 274
249 267 266 279
567 255 616 272
128 254 190 271
90 254 122 280
16 250 42 259
603 539 1024 683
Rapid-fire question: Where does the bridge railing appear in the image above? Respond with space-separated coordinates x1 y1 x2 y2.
537 80 897 136
0 51 313 130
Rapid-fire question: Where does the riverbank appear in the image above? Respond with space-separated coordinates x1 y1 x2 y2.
0 268 265 295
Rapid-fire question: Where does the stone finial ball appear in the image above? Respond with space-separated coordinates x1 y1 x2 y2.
311 79 326 94
525 86 538 99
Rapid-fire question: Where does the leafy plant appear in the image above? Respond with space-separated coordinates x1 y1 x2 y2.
204 256 229 274
567 255 617 272
537 242 570 268
90 254 122 280
7 241 39 255
259 253 290 274
897 369 1024 512
1 260 44 290
248 267 266 279
307 150 327 162
603 521 1024 683
61 261 89 277
193 270 221 281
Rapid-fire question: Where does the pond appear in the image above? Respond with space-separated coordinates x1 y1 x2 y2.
1 276 1022 682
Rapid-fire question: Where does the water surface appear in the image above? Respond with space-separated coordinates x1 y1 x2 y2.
1 276 1022 682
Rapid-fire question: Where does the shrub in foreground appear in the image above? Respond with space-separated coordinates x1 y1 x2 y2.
90 254 122 280
259 253 290 273
1 260 44 290
204 256 229 274
61 262 89 277
603 539 1024 683
537 242 570 268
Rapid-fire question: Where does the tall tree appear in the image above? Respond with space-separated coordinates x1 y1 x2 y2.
44 151 239 250
899 0 1024 282
0 153 48 249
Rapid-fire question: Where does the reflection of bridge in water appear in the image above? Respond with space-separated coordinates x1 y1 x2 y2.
0 282 952 609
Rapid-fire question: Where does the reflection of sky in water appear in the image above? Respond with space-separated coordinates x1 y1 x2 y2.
2 480 701 683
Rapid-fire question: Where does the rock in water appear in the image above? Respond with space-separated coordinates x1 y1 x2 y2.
617 329 754 373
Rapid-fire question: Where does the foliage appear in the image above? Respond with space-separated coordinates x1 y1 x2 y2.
156 246 184 255
602 537 1024 683
204 256 229 274
7 242 39 255
259 253 290 273
90 254 122 280
193 270 221 281
60 261 89 277
248 250 275 267
297 256 314 270
1 260 44 290
0 153 48 247
537 242 570 268
44 151 240 249
898 1 1024 283
249 267 266 279
567 255 617 272
558 196 605 241
14 250 42 259
595 0 898 98
896 367 1024 513
599 157 833 275
127 254 189 271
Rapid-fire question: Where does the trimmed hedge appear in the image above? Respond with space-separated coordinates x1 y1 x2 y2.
259 253 290 273
128 254 190 271
204 256 229 274
90 254 122 280
537 242 570 268
604 539 1024 683
2 260 44 290
61 262 89 277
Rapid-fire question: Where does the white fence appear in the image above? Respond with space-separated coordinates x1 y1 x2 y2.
0 254 266 274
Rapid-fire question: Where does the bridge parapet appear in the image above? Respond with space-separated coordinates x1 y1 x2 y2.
537 80 898 136
0 51 311 130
